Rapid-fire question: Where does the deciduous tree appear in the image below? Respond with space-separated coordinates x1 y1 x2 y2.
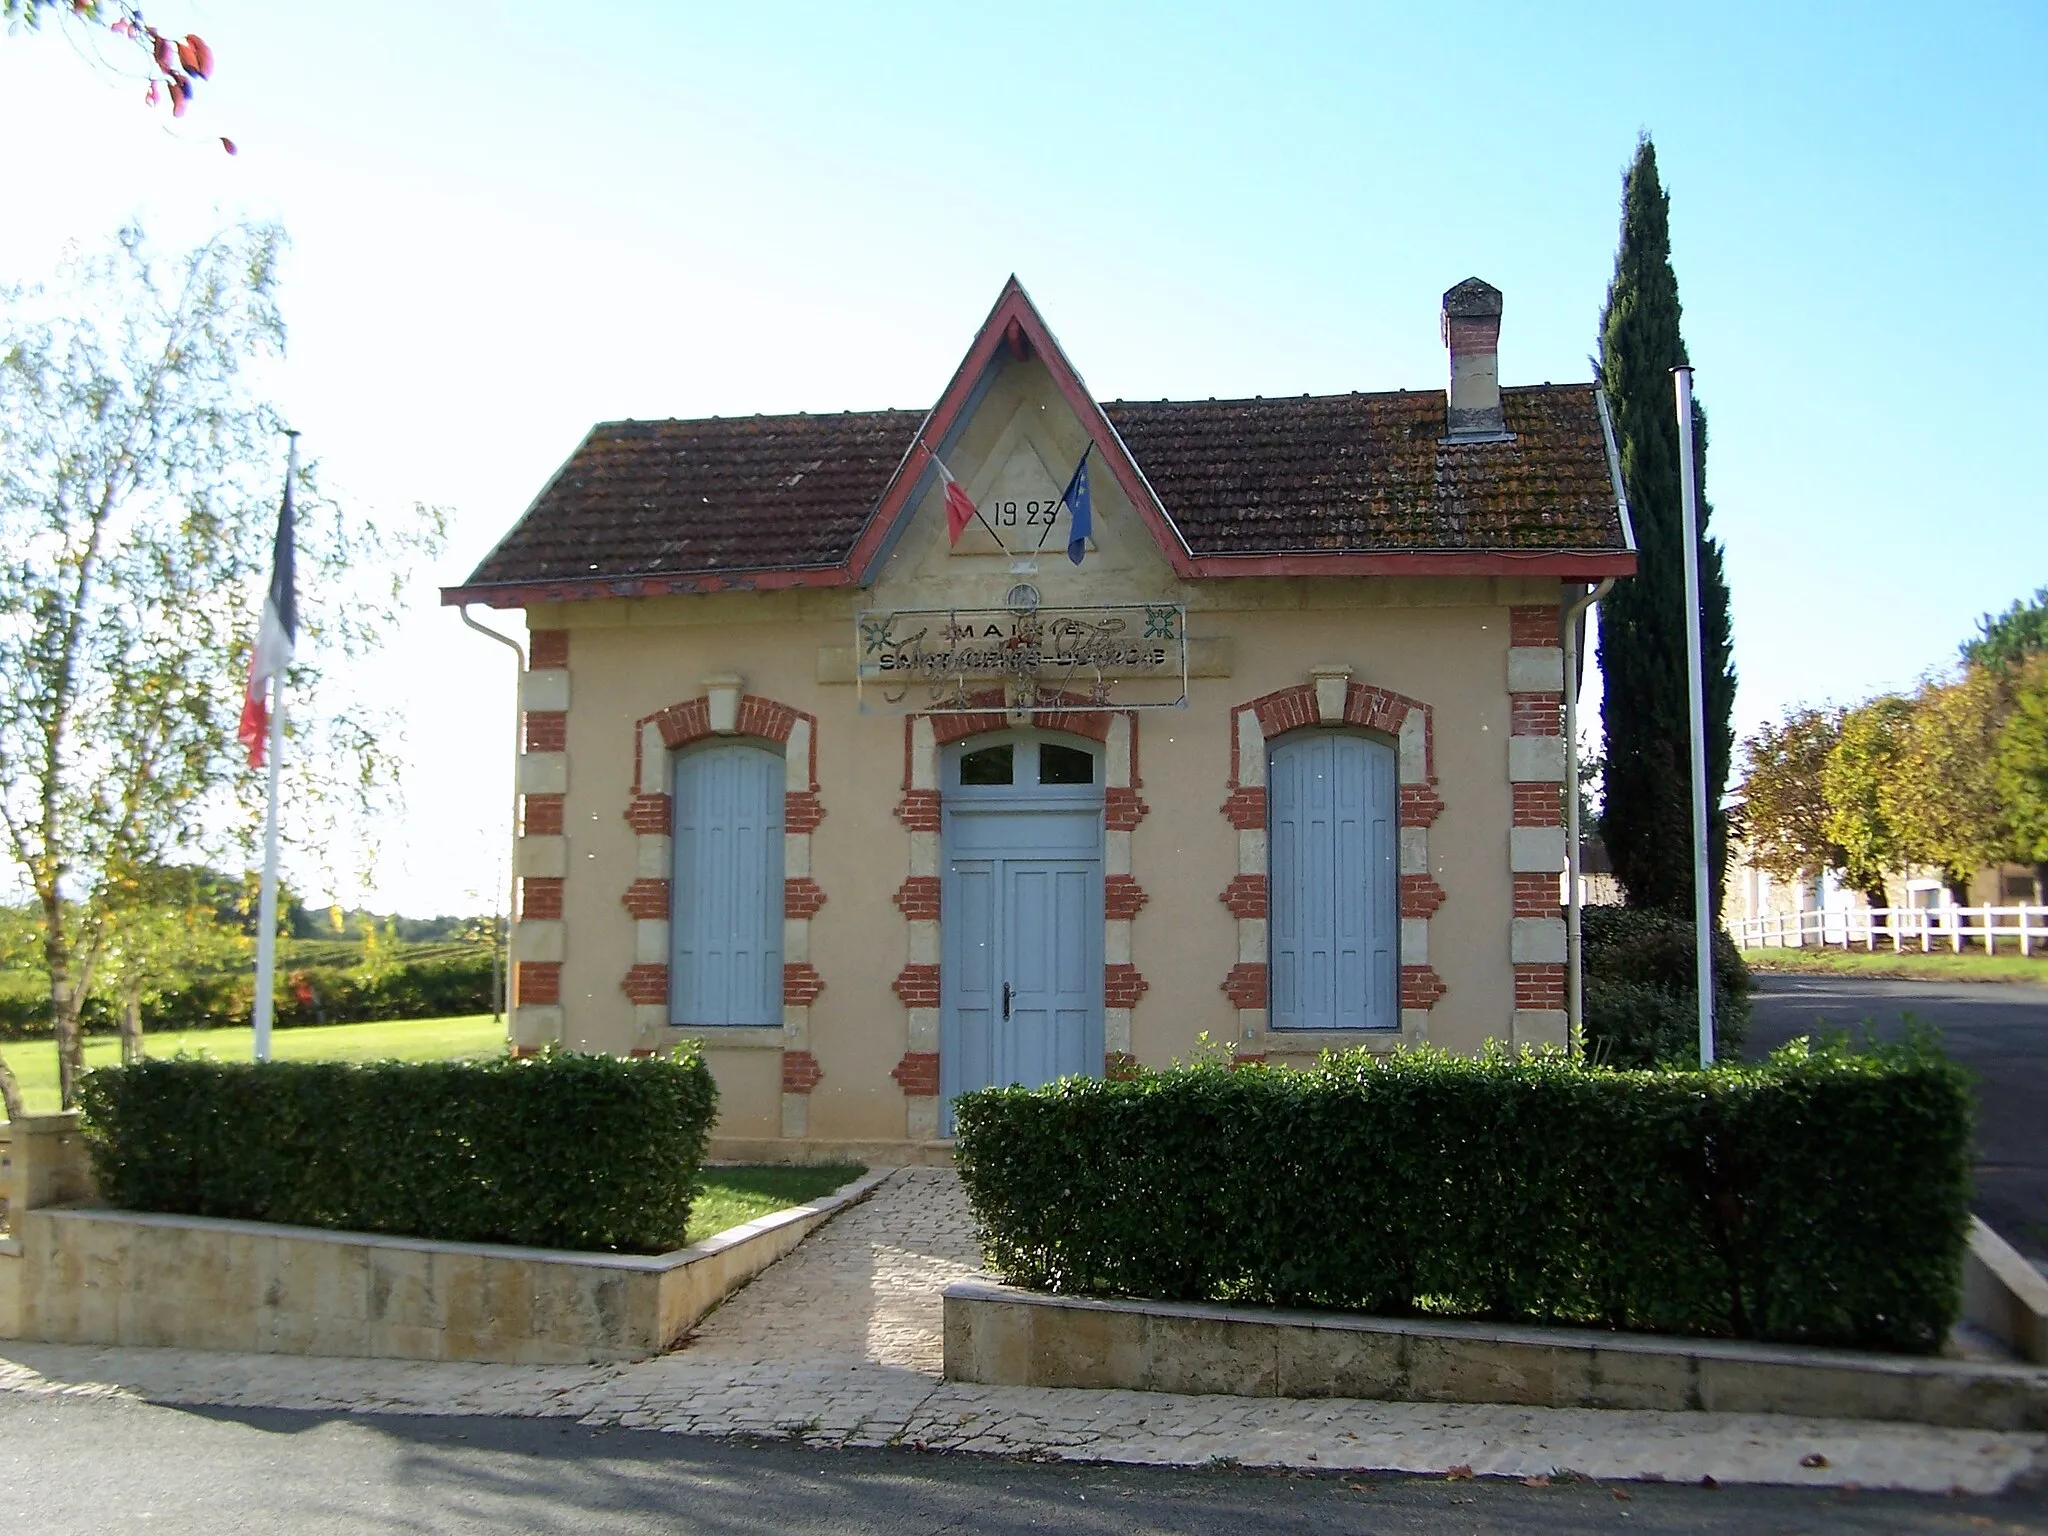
1 1 217 125
1737 705 1867 897
1884 669 2011 903
1965 587 2048 675
0 224 442 1114
1994 656 2048 901
1596 137 1738 918
1821 695 1914 906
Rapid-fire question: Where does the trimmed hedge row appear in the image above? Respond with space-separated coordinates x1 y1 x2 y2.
953 1039 1973 1354
0 952 497 1040
78 1049 718 1253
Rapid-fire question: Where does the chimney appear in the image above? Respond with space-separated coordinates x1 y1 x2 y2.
1441 277 1505 440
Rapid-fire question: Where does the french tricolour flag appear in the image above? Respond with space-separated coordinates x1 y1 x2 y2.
236 472 297 769
934 453 978 545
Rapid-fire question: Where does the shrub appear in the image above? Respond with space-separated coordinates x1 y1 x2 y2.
78 1048 718 1253
1582 904 1750 1066
953 1037 1972 1354
0 948 497 1040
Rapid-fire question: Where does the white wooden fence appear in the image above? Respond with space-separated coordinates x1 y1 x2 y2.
1729 906 2048 957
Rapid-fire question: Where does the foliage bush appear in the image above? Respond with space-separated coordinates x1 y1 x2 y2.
78 1049 717 1253
1581 904 1750 1066
0 948 496 1040
954 1037 1972 1354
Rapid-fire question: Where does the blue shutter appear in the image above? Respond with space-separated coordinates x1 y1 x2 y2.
1270 733 1398 1030
671 743 784 1026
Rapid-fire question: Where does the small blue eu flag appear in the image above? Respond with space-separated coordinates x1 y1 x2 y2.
1061 449 1092 566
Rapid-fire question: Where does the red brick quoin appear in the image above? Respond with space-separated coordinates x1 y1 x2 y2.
1510 693 1563 737
522 794 564 837
893 964 940 1008
1400 874 1446 919
893 877 940 920
1104 875 1148 920
520 877 563 920
781 1051 823 1094
1219 874 1266 919
621 963 667 1005
1401 965 1448 1009
1515 964 1566 1010
517 962 561 1005
1222 962 1267 1009
1508 604 1561 649
528 630 570 669
1515 871 1562 918
523 711 566 753
891 1052 940 1096
621 879 669 919
784 878 826 918
1513 782 1563 828
783 963 824 1006
1104 964 1148 1008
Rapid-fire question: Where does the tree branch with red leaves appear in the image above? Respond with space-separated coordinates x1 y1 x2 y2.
3 1 223 141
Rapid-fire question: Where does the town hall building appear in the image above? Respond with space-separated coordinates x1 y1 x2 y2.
443 278 1634 1159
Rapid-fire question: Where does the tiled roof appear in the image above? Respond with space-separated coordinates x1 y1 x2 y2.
453 385 1620 593
461 411 924 588
1103 385 1622 556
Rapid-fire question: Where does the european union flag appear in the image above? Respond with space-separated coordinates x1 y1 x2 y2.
1061 449 1092 565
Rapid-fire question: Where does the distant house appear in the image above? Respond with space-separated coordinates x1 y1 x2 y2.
443 278 1633 1158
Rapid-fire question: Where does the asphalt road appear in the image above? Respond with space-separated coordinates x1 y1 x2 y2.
0 1394 2041 1535
1746 973 2048 1262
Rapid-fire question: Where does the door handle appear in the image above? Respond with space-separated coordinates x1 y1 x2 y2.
1002 982 1012 1020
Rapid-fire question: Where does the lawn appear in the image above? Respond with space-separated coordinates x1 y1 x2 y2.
1741 945 2048 983
688 1165 867 1246
0 1013 507 1115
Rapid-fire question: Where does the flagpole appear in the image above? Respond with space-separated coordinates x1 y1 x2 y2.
1672 368 1714 1067
253 429 299 1063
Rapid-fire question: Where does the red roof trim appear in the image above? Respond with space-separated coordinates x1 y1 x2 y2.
1187 549 1638 579
440 547 1636 609
843 277 1197 582
440 565 856 609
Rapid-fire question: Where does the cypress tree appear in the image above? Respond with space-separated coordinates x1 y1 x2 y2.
1596 138 1737 916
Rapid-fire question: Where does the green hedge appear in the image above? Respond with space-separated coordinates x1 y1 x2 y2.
954 1038 1972 1354
78 1049 718 1253
1582 905 1750 1067
0 951 496 1040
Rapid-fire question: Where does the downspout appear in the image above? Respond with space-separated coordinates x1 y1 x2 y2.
1562 576 1614 1053
1569 380 1637 1052
460 605 526 1044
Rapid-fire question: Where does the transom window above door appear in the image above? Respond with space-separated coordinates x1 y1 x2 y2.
948 735 1099 792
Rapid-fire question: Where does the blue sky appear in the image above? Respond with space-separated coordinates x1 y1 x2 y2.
2 2 2041 914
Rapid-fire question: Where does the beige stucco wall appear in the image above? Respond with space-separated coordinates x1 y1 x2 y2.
513 351 1564 1149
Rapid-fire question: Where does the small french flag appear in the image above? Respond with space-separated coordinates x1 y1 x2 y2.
237 470 298 769
934 453 978 546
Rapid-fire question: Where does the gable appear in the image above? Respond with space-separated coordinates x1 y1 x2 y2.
442 279 1631 609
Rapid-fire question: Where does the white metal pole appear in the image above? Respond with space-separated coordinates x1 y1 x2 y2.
1673 366 1714 1067
460 606 527 1050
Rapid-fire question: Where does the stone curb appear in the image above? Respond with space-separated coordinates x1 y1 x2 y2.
944 1278 2048 1432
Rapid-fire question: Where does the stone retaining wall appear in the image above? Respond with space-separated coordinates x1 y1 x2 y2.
943 1278 2048 1432
2 1168 887 1363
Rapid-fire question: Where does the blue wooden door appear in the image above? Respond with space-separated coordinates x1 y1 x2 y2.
941 818 1102 1132
1269 732 1398 1031
999 860 1096 1089
670 742 784 1027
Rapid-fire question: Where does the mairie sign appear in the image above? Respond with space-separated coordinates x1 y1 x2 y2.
855 603 1188 714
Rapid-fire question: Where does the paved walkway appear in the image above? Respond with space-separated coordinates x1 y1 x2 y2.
2 1168 2043 1494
